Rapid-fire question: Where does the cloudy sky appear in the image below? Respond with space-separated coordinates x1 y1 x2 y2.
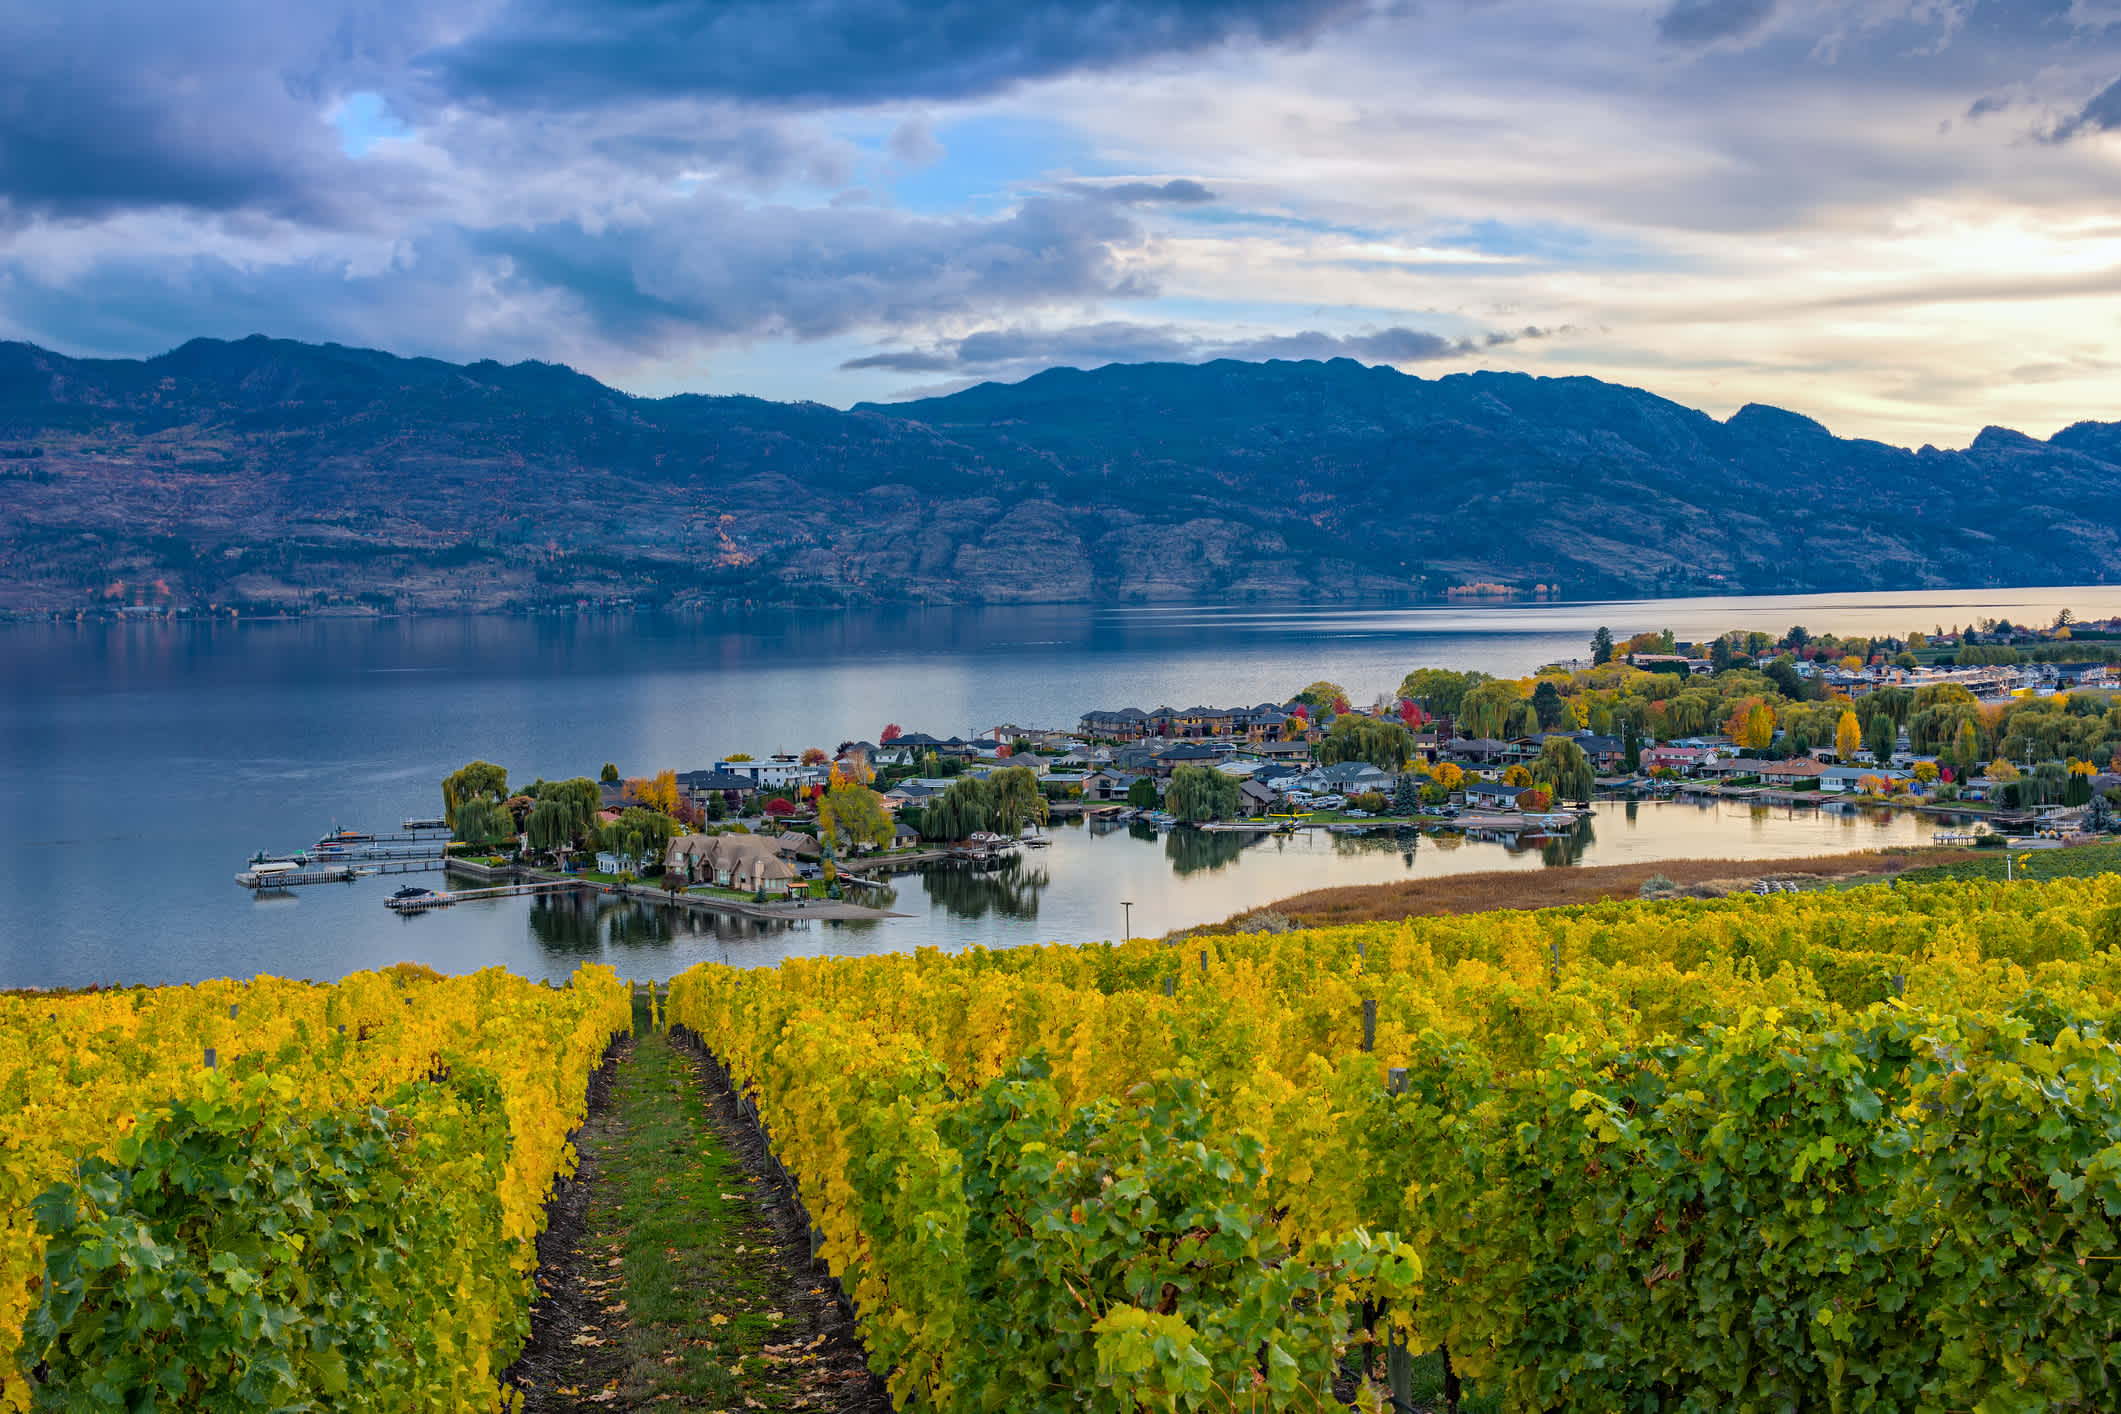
6 0 2121 444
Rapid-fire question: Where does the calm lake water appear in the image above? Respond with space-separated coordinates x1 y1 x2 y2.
5 586 2116 989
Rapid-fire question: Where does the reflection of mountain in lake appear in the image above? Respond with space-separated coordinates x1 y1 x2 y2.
922 857 1050 920
1165 827 1250 876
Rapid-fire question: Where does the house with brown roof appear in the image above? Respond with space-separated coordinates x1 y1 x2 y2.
1757 759 1828 787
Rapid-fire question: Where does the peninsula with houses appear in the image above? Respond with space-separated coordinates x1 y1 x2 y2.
418 612 2121 916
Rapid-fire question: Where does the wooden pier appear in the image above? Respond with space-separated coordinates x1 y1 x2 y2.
236 859 446 888
386 880 595 912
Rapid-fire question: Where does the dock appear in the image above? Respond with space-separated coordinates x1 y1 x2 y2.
386 880 594 912
236 859 447 888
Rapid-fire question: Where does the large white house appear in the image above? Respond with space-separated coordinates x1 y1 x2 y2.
716 757 827 789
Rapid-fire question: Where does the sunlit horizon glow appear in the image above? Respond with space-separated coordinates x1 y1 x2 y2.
6 0 2121 446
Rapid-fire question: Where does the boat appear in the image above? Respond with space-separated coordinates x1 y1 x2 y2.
402 817 448 832
315 829 375 848
250 859 302 877
391 885 435 901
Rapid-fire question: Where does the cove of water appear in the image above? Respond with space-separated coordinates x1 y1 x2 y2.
5 586 2113 989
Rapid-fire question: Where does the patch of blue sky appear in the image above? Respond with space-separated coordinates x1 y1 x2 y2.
875 113 1121 215
1165 204 1340 233
329 92 413 158
613 330 886 408
1432 218 1667 272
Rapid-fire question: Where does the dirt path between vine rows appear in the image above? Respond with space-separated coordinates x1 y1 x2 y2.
508 999 887 1412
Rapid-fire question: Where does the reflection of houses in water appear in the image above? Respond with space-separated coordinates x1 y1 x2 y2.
527 892 799 953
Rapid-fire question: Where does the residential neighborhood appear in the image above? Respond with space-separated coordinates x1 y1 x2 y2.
441 614 2121 915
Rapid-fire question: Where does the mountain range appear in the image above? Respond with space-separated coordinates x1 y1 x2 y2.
1 335 2115 614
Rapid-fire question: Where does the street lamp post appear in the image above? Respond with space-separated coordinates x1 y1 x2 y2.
1122 900 1133 940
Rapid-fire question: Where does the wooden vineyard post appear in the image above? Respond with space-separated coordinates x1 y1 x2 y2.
203 1047 216 1070
1199 950 1208 974
1361 998 1376 1054
1385 1066 1412 1407
1163 975 1175 998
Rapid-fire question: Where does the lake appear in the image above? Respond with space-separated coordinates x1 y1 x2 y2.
5 586 2114 989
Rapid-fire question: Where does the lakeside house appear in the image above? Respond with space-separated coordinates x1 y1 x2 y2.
1464 781 1535 810
715 756 828 790
1239 779 1281 816
666 833 797 892
1756 759 1829 787
1077 703 1299 742
1292 760 1394 796
1444 737 1511 765
1152 742 1229 775
1083 769 1147 802
1628 653 1714 675
1641 744 1712 775
1819 766 1915 794
675 768 756 810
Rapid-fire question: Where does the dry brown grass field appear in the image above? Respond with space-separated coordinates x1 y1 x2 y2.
1262 848 1980 928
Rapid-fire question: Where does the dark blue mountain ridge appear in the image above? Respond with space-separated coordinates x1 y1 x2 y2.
0 336 2113 612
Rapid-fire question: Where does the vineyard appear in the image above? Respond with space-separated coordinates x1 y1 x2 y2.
0 963 631 1411
668 876 2121 1413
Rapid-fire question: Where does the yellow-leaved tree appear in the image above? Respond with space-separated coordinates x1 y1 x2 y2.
1834 710 1861 762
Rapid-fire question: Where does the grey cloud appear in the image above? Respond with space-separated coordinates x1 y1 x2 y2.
2 190 1157 364
429 0 1368 110
2045 74 2121 139
1656 0 1780 46
1966 93 2011 119
844 321 1543 378
840 350 960 372
1097 179 1218 204
0 3 384 223
889 117 945 167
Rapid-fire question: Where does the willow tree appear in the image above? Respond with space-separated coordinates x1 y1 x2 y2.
525 797 575 863
987 766 1049 836
1530 737 1594 805
1166 765 1242 823
1318 716 1413 770
818 781 894 856
453 798 515 848
925 778 992 841
1458 680 1524 739
442 760 508 830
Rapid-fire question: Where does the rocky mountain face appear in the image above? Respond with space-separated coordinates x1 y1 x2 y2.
0 336 2114 613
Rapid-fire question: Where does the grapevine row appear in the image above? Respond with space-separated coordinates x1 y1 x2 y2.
669 876 2121 1412
0 962 632 1411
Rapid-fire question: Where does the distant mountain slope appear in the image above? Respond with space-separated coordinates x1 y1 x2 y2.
0 336 2114 613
